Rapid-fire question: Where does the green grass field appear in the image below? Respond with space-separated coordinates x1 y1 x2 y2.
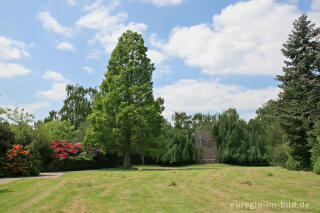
0 164 319 213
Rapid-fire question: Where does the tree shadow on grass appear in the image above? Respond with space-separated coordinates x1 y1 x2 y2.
141 167 221 171
100 168 139 172
0 188 12 193
99 166 222 172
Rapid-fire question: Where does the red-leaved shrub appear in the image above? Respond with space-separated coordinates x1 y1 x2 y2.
50 140 83 160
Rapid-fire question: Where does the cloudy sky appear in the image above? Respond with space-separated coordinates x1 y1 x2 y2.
0 0 319 121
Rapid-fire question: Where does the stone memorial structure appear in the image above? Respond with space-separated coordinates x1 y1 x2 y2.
195 131 218 163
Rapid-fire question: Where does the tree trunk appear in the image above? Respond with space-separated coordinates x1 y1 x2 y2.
123 130 131 169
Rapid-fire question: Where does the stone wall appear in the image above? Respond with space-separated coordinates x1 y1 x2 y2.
195 131 218 163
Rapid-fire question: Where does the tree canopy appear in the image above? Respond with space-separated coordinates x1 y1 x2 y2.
276 14 320 170
86 30 164 168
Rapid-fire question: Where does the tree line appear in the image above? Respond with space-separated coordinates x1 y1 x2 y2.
0 15 319 174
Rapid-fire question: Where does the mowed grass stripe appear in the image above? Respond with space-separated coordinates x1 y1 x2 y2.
0 164 319 213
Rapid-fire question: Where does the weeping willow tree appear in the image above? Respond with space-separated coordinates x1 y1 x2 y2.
161 112 196 164
212 108 268 164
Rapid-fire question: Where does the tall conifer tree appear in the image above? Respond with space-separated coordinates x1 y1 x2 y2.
276 15 320 170
86 30 164 168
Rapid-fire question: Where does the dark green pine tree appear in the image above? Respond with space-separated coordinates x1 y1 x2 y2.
86 30 164 168
276 15 320 170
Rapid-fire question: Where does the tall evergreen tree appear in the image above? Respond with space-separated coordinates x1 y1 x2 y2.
86 30 164 168
276 15 320 170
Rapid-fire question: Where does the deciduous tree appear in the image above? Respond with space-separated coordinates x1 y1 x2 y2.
86 30 164 168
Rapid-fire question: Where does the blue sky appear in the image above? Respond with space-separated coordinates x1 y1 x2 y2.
0 0 319 121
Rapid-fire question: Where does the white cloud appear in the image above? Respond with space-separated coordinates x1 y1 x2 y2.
42 70 66 81
38 11 73 37
0 62 31 78
155 0 301 76
311 0 320 11
38 70 70 101
0 36 31 60
149 33 165 49
153 64 171 79
20 102 51 113
76 1 147 53
87 48 102 59
139 0 184 7
83 66 95 74
286 0 299 4
147 49 166 65
155 79 279 120
56 41 74 51
36 82 67 101
241 112 257 121
67 0 77 6
309 0 320 26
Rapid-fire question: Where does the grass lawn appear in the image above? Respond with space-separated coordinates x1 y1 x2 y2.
0 164 319 213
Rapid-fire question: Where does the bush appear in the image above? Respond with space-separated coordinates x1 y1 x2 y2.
46 155 108 171
45 120 78 142
1 144 40 177
313 157 320 174
266 172 273 177
168 180 177 186
0 121 15 157
42 141 109 172
269 144 287 167
241 180 252 185
286 156 301 170
50 140 83 159
308 122 320 174
30 122 55 170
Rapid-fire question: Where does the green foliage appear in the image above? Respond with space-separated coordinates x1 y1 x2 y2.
162 128 195 164
0 121 15 157
308 121 320 173
5 107 35 146
2 165 320 212
1 144 40 177
0 105 6 122
313 158 320 174
246 119 268 163
9 124 34 146
59 84 97 129
5 107 34 126
191 113 217 131
30 121 55 170
211 108 270 164
45 155 108 172
160 113 197 164
74 120 90 142
44 110 59 123
44 120 79 142
266 172 273 177
256 100 287 167
77 181 92 188
241 180 252 186
213 109 247 164
168 179 177 186
86 30 164 168
275 15 320 170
